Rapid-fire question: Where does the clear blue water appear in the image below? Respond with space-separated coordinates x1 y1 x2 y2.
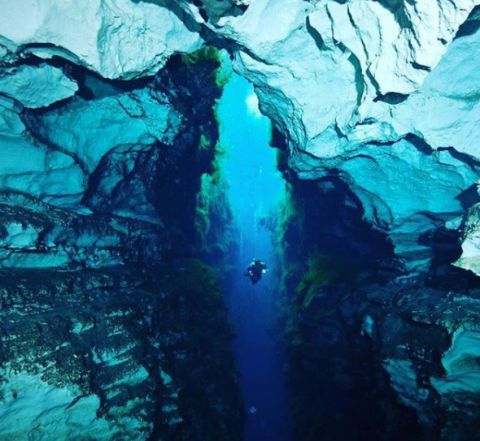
217 73 291 441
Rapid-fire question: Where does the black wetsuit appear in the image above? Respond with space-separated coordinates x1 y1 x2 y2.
245 260 267 284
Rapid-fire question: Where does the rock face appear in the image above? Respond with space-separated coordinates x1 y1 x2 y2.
454 203 480 276
0 63 78 108
2 0 480 440
0 0 202 79
0 262 243 440
207 0 480 271
0 0 479 273
0 8 240 434
0 48 224 268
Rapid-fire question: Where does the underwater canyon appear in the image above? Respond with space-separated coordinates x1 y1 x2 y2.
1 1 480 440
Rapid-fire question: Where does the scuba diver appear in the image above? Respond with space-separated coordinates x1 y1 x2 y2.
245 259 267 284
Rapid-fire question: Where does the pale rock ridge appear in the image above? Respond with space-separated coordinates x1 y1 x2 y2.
0 63 78 108
0 97 85 208
0 0 203 79
368 284 480 436
431 329 480 395
29 89 182 174
309 0 477 97
214 0 480 156
454 203 480 276
389 28 480 158
0 370 116 440
0 85 182 216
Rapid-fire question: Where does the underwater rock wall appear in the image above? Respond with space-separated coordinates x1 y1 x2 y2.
0 262 243 440
0 6 242 436
2 0 480 271
276 181 480 440
2 1 480 440
197 0 480 272
0 46 224 268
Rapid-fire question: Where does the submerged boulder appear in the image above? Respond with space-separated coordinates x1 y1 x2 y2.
454 203 480 276
0 63 78 108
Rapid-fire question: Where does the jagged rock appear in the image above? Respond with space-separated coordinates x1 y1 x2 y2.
383 358 430 422
191 0 251 22
207 0 480 269
0 264 243 440
387 27 480 158
431 329 480 396
0 63 78 108
366 281 480 439
0 84 182 217
454 203 480 276
0 97 85 208
0 0 203 79
27 89 181 175
213 0 479 153
308 0 477 97
341 139 478 269
0 371 115 440
0 193 164 269
2 1 480 440
2 0 479 270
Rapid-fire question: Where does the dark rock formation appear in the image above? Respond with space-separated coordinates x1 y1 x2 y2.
0 261 243 440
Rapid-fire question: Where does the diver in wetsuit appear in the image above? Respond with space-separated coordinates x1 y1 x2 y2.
245 259 267 284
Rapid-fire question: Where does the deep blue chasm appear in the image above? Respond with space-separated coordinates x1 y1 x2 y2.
217 73 291 441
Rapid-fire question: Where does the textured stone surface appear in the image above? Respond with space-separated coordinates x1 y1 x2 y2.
206 0 480 270
454 204 480 276
2 0 480 440
0 63 78 108
0 264 243 440
2 0 480 269
0 0 203 79
0 37 242 438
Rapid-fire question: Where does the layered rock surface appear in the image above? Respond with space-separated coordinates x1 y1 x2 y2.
207 0 480 271
2 0 479 268
0 9 238 437
1 0 480 440
0 0 202 79
0 263 243 440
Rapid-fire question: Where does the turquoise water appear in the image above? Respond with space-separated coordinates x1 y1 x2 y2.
217 73 291 441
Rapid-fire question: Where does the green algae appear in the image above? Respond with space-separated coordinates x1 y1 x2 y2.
294 253 342 310
184 52 236 268
181 46 232 89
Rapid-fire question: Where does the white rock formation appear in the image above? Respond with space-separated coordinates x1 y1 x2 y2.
0 0 203 79
431 329 480 395
209 0 480 269
0 64 78 108
0 370 116 440
0 97 85 206
1 0 480 271
454 203 480 276
32 89 182 173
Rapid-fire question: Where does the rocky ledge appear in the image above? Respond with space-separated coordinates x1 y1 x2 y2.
0 262 243 440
